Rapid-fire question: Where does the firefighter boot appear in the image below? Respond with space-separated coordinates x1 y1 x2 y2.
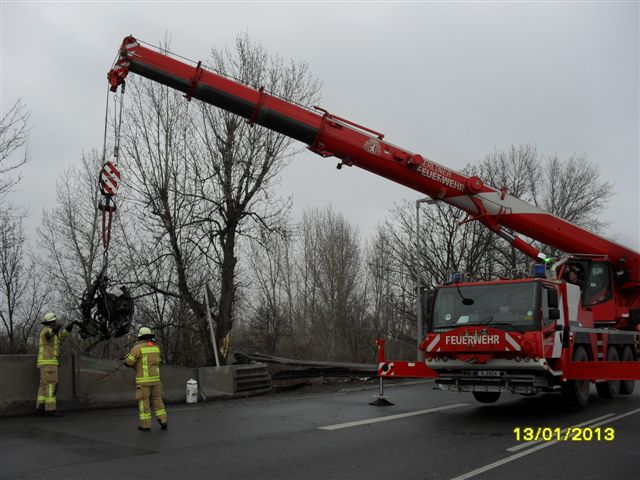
35 404 45 416
158 418 168 430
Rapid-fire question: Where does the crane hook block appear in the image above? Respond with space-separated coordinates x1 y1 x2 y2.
100 161 121 197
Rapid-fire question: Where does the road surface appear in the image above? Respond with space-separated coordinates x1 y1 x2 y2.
1 380 638 479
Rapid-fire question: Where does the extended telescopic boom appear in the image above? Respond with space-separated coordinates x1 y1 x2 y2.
108 36 640 283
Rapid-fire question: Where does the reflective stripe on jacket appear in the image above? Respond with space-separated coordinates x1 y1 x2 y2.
37 327 69 367
125 341 162 385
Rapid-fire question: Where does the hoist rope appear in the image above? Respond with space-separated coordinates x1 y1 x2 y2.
101 86 110 165
99 83 125 263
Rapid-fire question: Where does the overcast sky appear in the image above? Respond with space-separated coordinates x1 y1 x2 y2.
1 1 638 252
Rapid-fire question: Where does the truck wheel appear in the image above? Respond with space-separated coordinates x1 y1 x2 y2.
472 391 501 404
561 345 590 407
619 346 635 395
596 347 620 399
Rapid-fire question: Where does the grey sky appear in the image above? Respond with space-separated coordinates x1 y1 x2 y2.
1 1 638 251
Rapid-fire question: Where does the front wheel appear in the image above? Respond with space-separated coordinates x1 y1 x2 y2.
562 345 591 407
472 391 501 404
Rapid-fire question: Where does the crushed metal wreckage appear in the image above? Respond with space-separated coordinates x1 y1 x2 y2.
79 269 133 340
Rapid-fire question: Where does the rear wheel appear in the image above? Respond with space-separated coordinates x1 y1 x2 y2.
596 347 620 399
472 391 501 404
562 346 591 407
620 346 636 395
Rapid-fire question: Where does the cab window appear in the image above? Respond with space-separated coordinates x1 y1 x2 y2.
583 262 612 306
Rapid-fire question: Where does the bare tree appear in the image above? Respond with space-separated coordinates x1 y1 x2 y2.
0 99 30 202
298 207 369 361
381 198 492 285
120 33 320 364
0 99 36 352
188 33 321 362
0 234 48 353
366 227 423 347
537 154 612 233
472 144 540 274
245 230 296 355
119 67 215 364
14 263 49 351
476 144 539 204
477 145 614 271
0 214 31 351
38 151 104 332
365 230 397 341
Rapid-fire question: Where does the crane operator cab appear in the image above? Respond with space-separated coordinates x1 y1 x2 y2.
561 260 613 305
560 258 615 327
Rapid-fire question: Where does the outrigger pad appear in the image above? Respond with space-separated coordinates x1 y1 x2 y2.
369 396 394 407
80 272 134 339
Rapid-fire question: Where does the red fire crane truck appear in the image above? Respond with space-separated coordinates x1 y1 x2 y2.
107 36 640 407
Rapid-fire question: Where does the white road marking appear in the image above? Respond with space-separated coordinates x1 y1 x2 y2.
506 413 615 452
318 403 468 431
588 409 640 428
450 407 640 480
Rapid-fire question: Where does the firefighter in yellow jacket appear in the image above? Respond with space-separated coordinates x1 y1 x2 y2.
36 312 74 416
124 326 168 431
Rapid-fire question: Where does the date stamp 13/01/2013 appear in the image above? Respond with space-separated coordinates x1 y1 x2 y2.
513 427 615 442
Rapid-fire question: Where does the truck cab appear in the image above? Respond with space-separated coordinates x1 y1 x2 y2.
420 277 576 402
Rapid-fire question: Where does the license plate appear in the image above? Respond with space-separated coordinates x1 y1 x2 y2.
477 370 501 377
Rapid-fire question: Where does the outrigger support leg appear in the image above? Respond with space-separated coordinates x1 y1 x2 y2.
369 376 394 406
369 339 394 406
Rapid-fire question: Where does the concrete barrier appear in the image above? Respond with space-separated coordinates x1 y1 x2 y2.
74 356 133 408
0 355 269 417
160 365 198 403
0 355 73 416
198 366 235 400
74 357 199 405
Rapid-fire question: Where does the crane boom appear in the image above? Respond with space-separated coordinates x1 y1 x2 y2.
107 36 640 283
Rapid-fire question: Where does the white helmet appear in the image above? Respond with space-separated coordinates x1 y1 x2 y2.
137 326 153 338
42 312 57 324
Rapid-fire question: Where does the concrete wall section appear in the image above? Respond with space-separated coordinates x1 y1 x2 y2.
0 355 268 417
198 366 235 400
0 355 73 416
74 358 199 405
74 356 133 408
161 365 198 403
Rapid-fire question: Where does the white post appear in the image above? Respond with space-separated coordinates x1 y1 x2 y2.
204 287 221 367
415 197 435 361
415 199 422 361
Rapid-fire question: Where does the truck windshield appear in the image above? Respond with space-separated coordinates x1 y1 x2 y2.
432 282 538 331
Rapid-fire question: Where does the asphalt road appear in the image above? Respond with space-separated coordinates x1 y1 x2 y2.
1 381 638 480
